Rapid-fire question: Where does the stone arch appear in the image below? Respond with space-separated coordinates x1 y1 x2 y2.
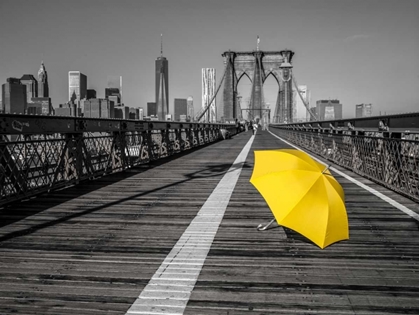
263 71 280 86
262 71 280 122
236 71 252 89
236 72 252 118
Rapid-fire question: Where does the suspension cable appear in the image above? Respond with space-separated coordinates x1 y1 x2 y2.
258 55 266 123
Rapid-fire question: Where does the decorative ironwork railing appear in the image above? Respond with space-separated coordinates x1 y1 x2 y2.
0 114 237 206
270 113 419 201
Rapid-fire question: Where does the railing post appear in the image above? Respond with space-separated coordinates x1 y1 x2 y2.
0 135 28 196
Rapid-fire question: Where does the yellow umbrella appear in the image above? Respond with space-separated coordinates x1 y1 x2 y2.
250 149 349 249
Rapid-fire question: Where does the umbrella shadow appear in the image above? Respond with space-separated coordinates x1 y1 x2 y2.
282 227 346 249
282 227 316 246
255 218 322 247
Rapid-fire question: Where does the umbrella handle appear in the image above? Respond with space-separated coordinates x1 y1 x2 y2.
257 218 276 231
322 165 330 174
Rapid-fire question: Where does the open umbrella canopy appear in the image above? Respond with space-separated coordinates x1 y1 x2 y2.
250 149 349 249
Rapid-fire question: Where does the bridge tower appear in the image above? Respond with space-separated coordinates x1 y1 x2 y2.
249 50 265 122
273 50 294 123
222 51 237 121
221 49 295 124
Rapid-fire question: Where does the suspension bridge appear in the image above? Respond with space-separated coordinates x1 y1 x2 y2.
196 49 315 125
0 48 418 314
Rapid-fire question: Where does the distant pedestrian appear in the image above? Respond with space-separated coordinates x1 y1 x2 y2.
253 122 258 135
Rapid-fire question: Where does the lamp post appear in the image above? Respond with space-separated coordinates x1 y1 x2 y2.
237 95 242 120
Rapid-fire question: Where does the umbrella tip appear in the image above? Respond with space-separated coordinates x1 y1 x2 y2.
322 165 331 174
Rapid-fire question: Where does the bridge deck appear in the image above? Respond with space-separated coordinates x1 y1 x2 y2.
0 130 418 315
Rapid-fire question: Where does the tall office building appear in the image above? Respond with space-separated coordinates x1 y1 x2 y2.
20 74 38 103
316 99 342 120
106 75 122 105
129 107 140 120
356 103 372 118
202 68 216 122
156 57 169 120
38 61 49 97
114 105 129 119
27 61 52 114
68 71 87 102
147 102 157 117
1 78 27 114
87 89 97 100
28 97 52 115
83 98 114 118
156 35 169 120
293 85 310 122
105 88 120 103
174 98 188 121
187 96 194 121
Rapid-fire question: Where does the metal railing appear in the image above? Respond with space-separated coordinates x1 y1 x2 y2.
0 114 237 206
270 113 419 201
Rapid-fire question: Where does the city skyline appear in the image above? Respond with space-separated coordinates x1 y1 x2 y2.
0 0 418 119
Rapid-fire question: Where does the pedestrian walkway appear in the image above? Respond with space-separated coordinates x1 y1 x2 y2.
0 129 418 315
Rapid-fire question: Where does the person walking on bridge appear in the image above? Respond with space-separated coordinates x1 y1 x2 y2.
252 121 259 135
235 119 240 134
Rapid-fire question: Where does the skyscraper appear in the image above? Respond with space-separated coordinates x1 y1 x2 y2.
68 71 87 102
293 85 310 122
155 35 169 120
20 74 38 103
316 99 342 120
174 98 188 121
87 89 97 100
187 96 194 121
356 103 372 118
202 68 216 122
37 61 49 97
147 102 157 117
1 78 27 114
26 61 53 115
106 75 122 105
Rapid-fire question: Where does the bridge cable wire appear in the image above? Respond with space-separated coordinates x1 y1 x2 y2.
196 57 229 122
258 55 267 125
292 74 318 121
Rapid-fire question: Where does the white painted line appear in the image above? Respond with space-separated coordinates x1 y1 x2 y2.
268 129 419 221
125 135 255 314
140 291 191 300
147 280 195 287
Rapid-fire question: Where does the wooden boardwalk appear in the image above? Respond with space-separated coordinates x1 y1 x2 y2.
0 130 418 315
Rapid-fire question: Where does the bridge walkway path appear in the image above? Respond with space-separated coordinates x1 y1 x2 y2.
0 129 418 314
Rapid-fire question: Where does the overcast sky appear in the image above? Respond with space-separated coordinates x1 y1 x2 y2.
0 0 418 118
